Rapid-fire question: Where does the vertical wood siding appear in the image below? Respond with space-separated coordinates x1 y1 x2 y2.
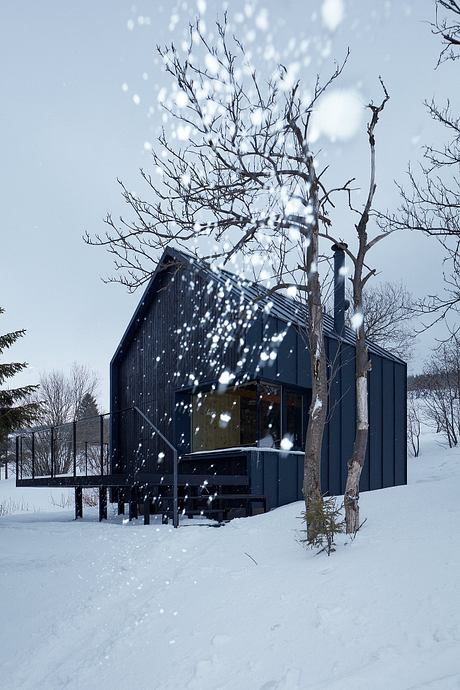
111 259 407 497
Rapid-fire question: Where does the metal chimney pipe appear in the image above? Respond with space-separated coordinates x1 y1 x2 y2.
331 243 349 334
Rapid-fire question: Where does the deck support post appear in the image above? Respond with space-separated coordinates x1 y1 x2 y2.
117 490 125 515
129 488 138 521
75 487 83 520
98 487 107 521
173 448 178 528
143 496 151 525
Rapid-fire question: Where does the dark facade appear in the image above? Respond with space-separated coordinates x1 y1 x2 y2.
15 245 406 522
110 246 407 503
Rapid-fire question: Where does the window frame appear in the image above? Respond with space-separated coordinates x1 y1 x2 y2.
180 377 311 453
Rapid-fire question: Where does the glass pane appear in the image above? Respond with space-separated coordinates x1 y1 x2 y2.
192 384 257 451
286 390 303 451
239 384 258 446
258 383 281 448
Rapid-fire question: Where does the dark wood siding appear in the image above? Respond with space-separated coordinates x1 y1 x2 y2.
382 358 395 488
296 330 311 388
111 257 407 500
341 343 356 491
276 321 298 385
327 338 342 496
369 355 383 490
394 362 407 486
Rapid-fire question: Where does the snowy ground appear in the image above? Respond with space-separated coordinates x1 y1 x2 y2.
1 431 460 690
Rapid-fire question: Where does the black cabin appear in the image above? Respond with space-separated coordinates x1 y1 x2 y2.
110 246 406 515
16 245 407 523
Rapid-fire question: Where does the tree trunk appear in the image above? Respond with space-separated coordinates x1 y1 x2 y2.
344 326 370 534
303 225 328 541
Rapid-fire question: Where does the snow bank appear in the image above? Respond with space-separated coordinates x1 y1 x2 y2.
1 429 459 689
0 477 73 515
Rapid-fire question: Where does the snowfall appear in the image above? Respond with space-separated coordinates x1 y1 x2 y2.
1 429 459 690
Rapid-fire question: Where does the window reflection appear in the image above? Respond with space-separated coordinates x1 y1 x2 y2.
192 384 257 451
191 381 303 453
258 384 281 448
285 390 303 450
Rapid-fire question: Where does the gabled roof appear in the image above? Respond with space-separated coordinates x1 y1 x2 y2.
111 245 406 366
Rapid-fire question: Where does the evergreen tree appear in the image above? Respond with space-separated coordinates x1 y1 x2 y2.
75 391 102 474
0 308 41 444
76 392 99 421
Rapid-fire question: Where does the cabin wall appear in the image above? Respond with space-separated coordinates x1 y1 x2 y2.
321 339 356 496
249 450 304 510
366 354 407 493
321 343 407 496
112 266 238 475
111 259 407 497
111 264 313 476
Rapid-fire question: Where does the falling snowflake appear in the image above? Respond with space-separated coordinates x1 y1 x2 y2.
280 436 294 451
255 8 269 31
321 0 345 31
175 91 189 108
219 412 231 428
205 53 220 75
351 312 364 330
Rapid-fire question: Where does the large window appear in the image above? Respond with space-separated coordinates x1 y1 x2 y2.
192 384 257 451
191 381 303 452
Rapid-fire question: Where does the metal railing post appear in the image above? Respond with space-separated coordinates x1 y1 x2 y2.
15 436 19 480
31 432 35 480
100 414 104 476
50 427 54 478
133 406 179 528
73 420 77 477
173 447 178 528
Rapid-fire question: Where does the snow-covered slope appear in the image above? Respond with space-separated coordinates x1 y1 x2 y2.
1 431 459 690
0 477 73 515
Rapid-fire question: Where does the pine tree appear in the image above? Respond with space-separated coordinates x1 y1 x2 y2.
76 392 99 421
0 308 41 444
75 391 101 474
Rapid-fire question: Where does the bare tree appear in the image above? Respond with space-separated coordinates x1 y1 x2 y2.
30 364 99 474
420 338 460 447
86 17 362 542
33 364 98 425
431 0 460 65
320 80 393 534
407 392 422 457
382 1 460 326
349 281 415 361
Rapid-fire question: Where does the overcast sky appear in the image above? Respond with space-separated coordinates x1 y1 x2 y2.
1 0 457 409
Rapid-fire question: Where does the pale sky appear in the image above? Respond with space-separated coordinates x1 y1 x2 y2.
1 0 457 409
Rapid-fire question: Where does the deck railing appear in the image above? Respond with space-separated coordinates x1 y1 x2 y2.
16 413 110 481
15 407 181 527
